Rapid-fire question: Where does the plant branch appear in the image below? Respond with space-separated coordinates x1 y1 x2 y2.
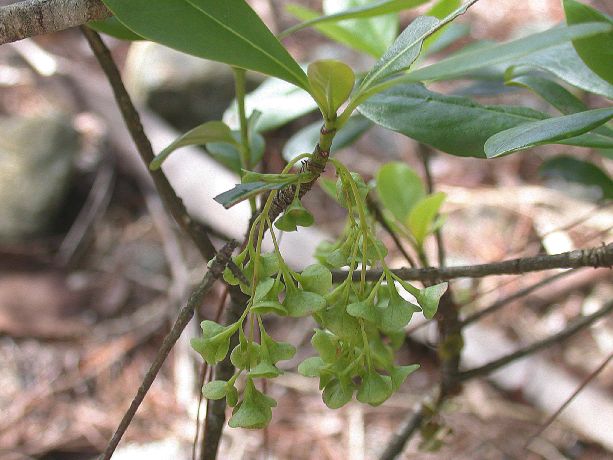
378 405 426 460
80 26 219 260
0 0 110 45
458 299 613 382
100 241 237 460
333 243 613 283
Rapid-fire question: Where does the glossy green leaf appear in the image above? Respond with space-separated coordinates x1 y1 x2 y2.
228 378 277 429
407 22 612 82
361 16 440 89
224 77 318 132
357 370 392 406
322 379 354 408
485 108 613 158
298 356 326 377
417 282 448 319
282 115 372 163
564 0 613 85
359 83 613 158
280 0 428 39
514 42 613 99
102 0 309 89
376 162 425 222
214 179 295 209
299 264 333 296
88 17 143 40
150 121 236 170
540 155 613 200
202 380 228 400
284 290 327 317
407 192 446 246
308 60 355 119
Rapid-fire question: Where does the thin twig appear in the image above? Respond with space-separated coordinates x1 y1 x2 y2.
524 351 613 449
100 241 237 460
367 195 417 267
80 27 218 261
419 145 446 267
378 406 426 460
460 269 577 326
458 299 613 382
333 242 613 282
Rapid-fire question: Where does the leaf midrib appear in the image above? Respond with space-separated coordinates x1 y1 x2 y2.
184 0 307 88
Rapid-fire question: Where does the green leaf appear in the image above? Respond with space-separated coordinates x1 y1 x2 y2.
484 108 613 158
283 115 372 163
88 17 143 40
322 378 354 409
274 198 315 232
228 378 276 429
359 83 612 158
391 364 420 391
381 286 419 332
417 282 448 319
311 329 338 363
540 155 613 200
206 125 266 173
230 332 261 370
214 180 294 209
262 332 296 364
284 290 327 317
376 162 425 222
298 264 333 296
506 74 588 115
320 303 362 342
407 192 446 246
308 60 355 119
514 42 613 99
357 370 392 406
564 0 613 85
347 300 381 326
407 22 613 82
202 380 228 400
420 0 462 55
249 359 282 378
149 121 236 170
298 356 326 377
286 0 398 58
224 77 318 133
361 15 440 89
280 0 429 39
102 0 309 90
191 320 237 365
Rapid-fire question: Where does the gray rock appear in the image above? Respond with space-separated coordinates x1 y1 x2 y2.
124 42 261 131
0 115 79 240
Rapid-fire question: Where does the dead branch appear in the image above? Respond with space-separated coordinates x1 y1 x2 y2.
333 243 613 283
0 0 110 45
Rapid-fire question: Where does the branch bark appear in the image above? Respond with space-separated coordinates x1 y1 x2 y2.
0 0 110 45
332 243 613 283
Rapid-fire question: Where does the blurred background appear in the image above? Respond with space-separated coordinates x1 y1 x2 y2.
0 0 611 459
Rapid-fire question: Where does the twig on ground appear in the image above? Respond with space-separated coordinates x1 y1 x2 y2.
378 405 426 460
100 241 237 460
524 350 613 449
333 243 613 283
460 269 576 326
458 299 613 382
